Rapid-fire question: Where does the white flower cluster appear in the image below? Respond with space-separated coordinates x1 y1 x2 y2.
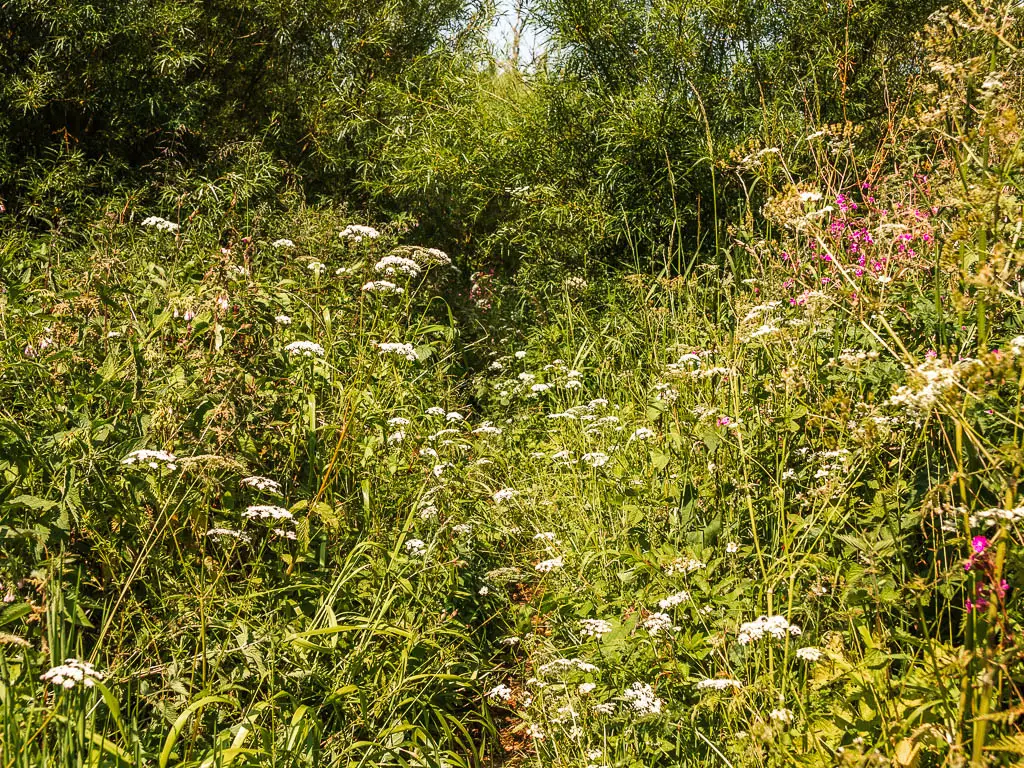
374 256 421 278
738 615 802 644
630 427 656 441
41 659 104 689
642 612 676 636
769 708 794 724
486 684 513 702
622 682 663 715
970 506 1024 527
362 280 405 295
243 505 293 521
377 342 417 362
275 314 292 325
696 678 742 691
538 657 599 674
240 476 282 494
889 357 962 412
472 422 502 436
658 590 689 610
581 452 610 468
121 449 178 471
340 224 380 242
580 618 613 638
285 341 324 358
206 528 251 543
141 216 179 232
415 247 451 266
796 646 822 662
493 488 517 504
535 556 564 573
271 238 295 248
405 538 427 556
664 558 706 576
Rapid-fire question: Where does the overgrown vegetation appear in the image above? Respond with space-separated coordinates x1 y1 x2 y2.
3 1 1024 766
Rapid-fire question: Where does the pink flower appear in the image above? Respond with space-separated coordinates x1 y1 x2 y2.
972 536 989 555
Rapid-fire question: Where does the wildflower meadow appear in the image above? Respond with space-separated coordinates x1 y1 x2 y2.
3 1 1024 766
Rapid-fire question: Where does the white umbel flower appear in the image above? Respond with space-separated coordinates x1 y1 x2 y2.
374 256 421 278
492 488 517 504
796 647 823 662
737 615 801 644
340 224 380 242
239 476 282 495
658 590 689 610
243 505 293 521
41 659 104 689
271 239 295 248
486 684 513 702
141 216 179 232
285 341 324 358
535 556 564 573
405 538 427 556
377 342 418 362
121 449 177 471
622 682 663 715
362 280 404 294
580 619 613 638
696 678 742 691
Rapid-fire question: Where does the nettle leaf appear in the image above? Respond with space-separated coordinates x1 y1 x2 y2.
7 494 58 511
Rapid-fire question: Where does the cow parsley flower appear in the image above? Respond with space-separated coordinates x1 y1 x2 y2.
374 256 421 278
493 488 517 504
405 538 426 556
630 427 656 441
535 556 564 573
580 619 613 638
658 590 689 610
362 280 404 294
664 558 706 575
387 430 406 444
307 261 326 276
738 615 801 644
41 659 104 689
446 411 465 422
207 528 251 543
377 342 417 362
579 682 597 695
388 417 411 426
593 702 616 715
275 314 292 325
121 449 178 471
271 238 295 248
285 341 324 358
487 684 513 702
533 531 557 541
622 682 663 715
340 224 380 242
642 612 676 636
796 647 823 662
473 423 502 436
581 452 609 468
243 505 293 521
272 528 297 540
425 407 445 417
726 541 740 554
696 678 742 691
769 708 794 724
239 476 282 495
141 216 179 232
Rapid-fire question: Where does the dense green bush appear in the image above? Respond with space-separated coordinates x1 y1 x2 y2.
0 0 480 225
